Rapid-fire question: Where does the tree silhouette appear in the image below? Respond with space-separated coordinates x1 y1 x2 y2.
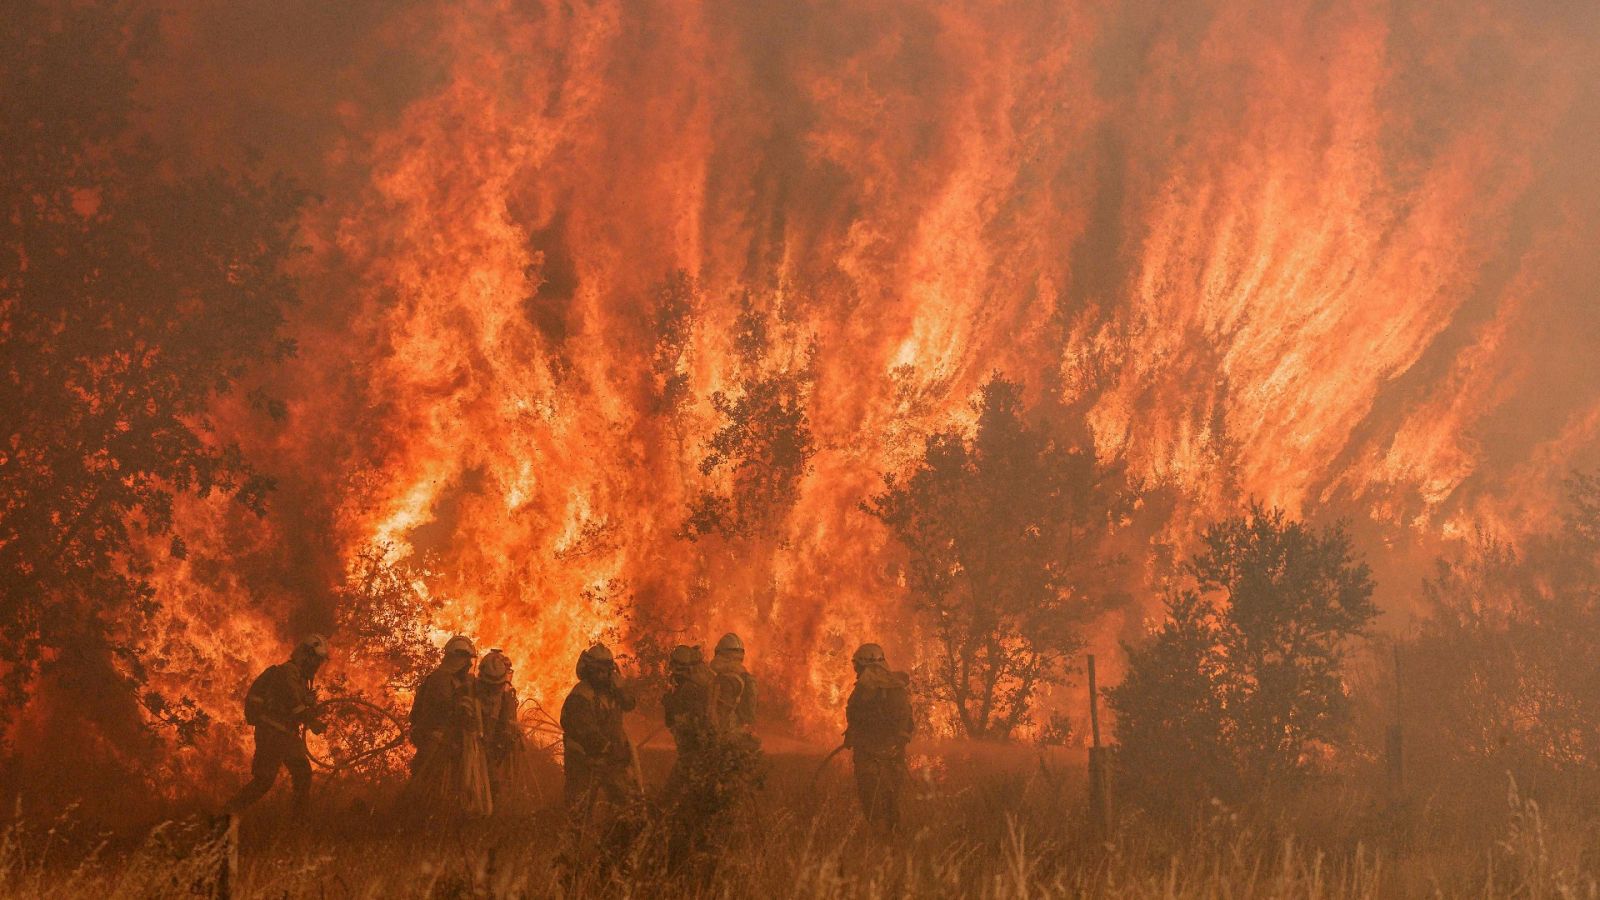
0 3 301 748
1403 473 1600 778
682 292 816 542
1109 590 1238 810
866 375 1127 739
1109 504 1377 811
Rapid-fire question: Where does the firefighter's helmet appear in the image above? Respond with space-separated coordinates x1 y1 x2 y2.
851 643 887 669
669 644 703 672
479 649 512 683
443 635 477 658
292 634 330 668
577 643 617 680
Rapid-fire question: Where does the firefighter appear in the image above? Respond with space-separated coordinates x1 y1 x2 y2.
660 642 736 870
708 632 757 739
223 634 330 816
477 648 536 812
663 644 714 762
404 635 493 817
685 635 766 856
559 643 639 814
844 642 914 834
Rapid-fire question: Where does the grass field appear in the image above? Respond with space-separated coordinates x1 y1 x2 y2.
4 741 1598 898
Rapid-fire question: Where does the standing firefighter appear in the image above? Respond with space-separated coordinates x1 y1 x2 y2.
662 644 716 866
560 643 639 815
665 633 766 870
708 633 757 739
223 634 329 816
663 644 715 766
477 648 537 813
844 643 914 834
405 635 493 818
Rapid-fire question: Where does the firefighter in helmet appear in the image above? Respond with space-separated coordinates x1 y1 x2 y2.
663 644 714 761
477 648 535 812
477 648 518 767
223 634 330 816
404 635 493 816
708 632 757 739
844 642 914 833
559 643 639 814
661 640 759 870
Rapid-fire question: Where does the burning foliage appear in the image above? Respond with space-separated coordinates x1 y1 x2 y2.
1401 474 1600 785
0 2 301 784
1109 505 1378 813
1 0 1599 874
866 375 1130 739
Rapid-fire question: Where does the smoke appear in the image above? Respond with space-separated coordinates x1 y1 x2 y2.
85 0 1600 783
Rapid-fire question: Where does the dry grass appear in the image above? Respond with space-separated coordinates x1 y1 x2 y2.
4 747 1599 899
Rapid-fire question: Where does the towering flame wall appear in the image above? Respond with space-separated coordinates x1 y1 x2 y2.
112 0 1600 776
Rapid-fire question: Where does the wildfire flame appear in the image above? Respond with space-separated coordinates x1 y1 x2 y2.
65 0 1600 786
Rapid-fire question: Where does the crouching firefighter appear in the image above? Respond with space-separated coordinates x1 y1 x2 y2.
223 634 330 816
844 642 914 834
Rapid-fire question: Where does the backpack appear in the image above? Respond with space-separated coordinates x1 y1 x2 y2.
850 667 912 747
708 663 756 734
242 667 273 727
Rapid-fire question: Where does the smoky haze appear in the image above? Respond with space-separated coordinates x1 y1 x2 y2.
6 0 1599 808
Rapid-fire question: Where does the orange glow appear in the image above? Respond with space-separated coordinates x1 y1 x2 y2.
108 0 1600 775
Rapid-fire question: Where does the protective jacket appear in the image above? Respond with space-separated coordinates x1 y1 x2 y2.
410 667 476 746
844 665 913 754
244 660 317 737
561 679 635 766
560 677 638 811
403 665 492 817
478 680 519 758
708 656 757 735
664 663 716 754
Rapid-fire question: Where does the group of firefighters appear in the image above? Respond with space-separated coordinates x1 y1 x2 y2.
221 631 916 843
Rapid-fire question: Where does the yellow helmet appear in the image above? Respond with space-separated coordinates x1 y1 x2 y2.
851 643 887 668
478 649 512 683
715 633 745 658
577 643 617 679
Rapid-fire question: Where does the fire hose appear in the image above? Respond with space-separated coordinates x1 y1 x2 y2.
807 742 848 791
304 696 663 778
303 696 410 774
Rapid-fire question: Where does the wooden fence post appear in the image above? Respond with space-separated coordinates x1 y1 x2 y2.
1087 654 1110 840
215 813 238 900
1386 644 1404 797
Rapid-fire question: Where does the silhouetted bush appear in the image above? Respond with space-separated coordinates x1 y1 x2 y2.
1110 504 1377 813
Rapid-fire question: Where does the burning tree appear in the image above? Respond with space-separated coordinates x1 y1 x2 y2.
1109 504 1377 811
682 292 817 542
333 545 442 694
866 376 1128 740
0 3 301 749
648 270 698 417
1402 473 1600 780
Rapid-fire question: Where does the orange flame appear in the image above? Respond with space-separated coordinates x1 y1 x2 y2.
108 0 1600 775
